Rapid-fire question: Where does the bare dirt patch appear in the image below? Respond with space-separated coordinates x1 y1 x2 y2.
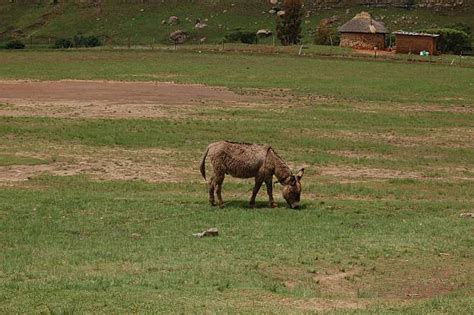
0 145 201 184
235 289 370 312
0 80 270 119
319 165 424 182
367 257 474 300
313 268 363 298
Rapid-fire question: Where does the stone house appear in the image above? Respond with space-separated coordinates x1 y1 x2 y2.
338 12 388 50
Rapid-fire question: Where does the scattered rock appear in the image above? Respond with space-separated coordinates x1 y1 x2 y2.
169 30 188 44
460 212 474 218
168 16 179 25
277 10 285 17
193 227 219 238
257 29 272 37
131 233 142 239
195 22 207 30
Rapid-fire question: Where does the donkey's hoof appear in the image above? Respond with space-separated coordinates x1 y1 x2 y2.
217 203 225 208
249 203 256 209
269 202 278 208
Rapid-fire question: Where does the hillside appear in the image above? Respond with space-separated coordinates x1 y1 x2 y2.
1 0 473 47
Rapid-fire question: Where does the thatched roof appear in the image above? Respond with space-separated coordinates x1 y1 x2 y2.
338 12 388 34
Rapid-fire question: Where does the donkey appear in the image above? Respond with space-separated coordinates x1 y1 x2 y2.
200 141 304 209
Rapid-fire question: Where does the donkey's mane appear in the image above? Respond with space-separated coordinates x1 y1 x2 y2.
225 140 261 146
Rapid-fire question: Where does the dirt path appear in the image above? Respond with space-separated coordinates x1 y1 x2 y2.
0 80 264 119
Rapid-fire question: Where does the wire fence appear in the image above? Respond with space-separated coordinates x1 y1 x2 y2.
1 34 473 67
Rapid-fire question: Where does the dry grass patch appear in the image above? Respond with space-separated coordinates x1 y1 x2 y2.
0 145 201 184
366 257 474 300
319 165 424 182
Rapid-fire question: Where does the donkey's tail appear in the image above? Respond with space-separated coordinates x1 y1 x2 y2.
200 145 210 181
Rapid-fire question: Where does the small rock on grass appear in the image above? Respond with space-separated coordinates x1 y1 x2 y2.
460 213 474 218
193 228 219 238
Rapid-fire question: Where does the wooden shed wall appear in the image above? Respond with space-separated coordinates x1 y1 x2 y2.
395 35 438 55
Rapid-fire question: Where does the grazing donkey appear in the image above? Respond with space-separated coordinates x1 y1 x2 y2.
200 141 304 209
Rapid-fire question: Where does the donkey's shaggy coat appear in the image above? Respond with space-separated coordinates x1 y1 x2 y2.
200 141 304 208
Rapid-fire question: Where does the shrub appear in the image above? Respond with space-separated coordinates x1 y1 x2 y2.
53 38 73 49
53 34 102 49
445 22 471 36
5 40 25 49
73 33 102 48
224 30 257 44
313 20 339 46
420 28 471 54
240 32 257 44
84 35 101 47
404 0 416 9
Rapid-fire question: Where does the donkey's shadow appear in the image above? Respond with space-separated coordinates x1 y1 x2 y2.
216 200 306 210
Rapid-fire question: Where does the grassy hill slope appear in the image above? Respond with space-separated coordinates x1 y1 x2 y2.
1 1 473 47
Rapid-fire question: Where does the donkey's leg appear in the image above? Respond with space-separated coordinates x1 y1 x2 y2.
215 174 225 208
208 175 216 206
265 178 277 208
249 177 264 208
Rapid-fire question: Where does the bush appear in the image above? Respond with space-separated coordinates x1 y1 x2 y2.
420 28 471 54
404 0 416 9
73 33 102 48
445 22 471 36
5 40 25 49
224 30 257 44
313 20 339 46
53 38 73 49
53 34 102 49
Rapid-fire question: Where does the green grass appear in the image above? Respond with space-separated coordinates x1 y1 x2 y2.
1 176 472 313
0 50 473 104
0 154 49 166
0 49 473 312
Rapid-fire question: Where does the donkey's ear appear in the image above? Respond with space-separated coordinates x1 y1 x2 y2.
296 168 305 181
289 175 296 185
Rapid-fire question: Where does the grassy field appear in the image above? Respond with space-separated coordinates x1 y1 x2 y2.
0 49 473 103
0 49 473 313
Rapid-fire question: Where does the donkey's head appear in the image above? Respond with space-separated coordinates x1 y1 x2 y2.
282 168 304 209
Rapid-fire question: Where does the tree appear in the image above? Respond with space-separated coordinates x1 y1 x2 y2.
420 28 471 54
404 0 416 9
276 0 305 46
313 18 339 46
